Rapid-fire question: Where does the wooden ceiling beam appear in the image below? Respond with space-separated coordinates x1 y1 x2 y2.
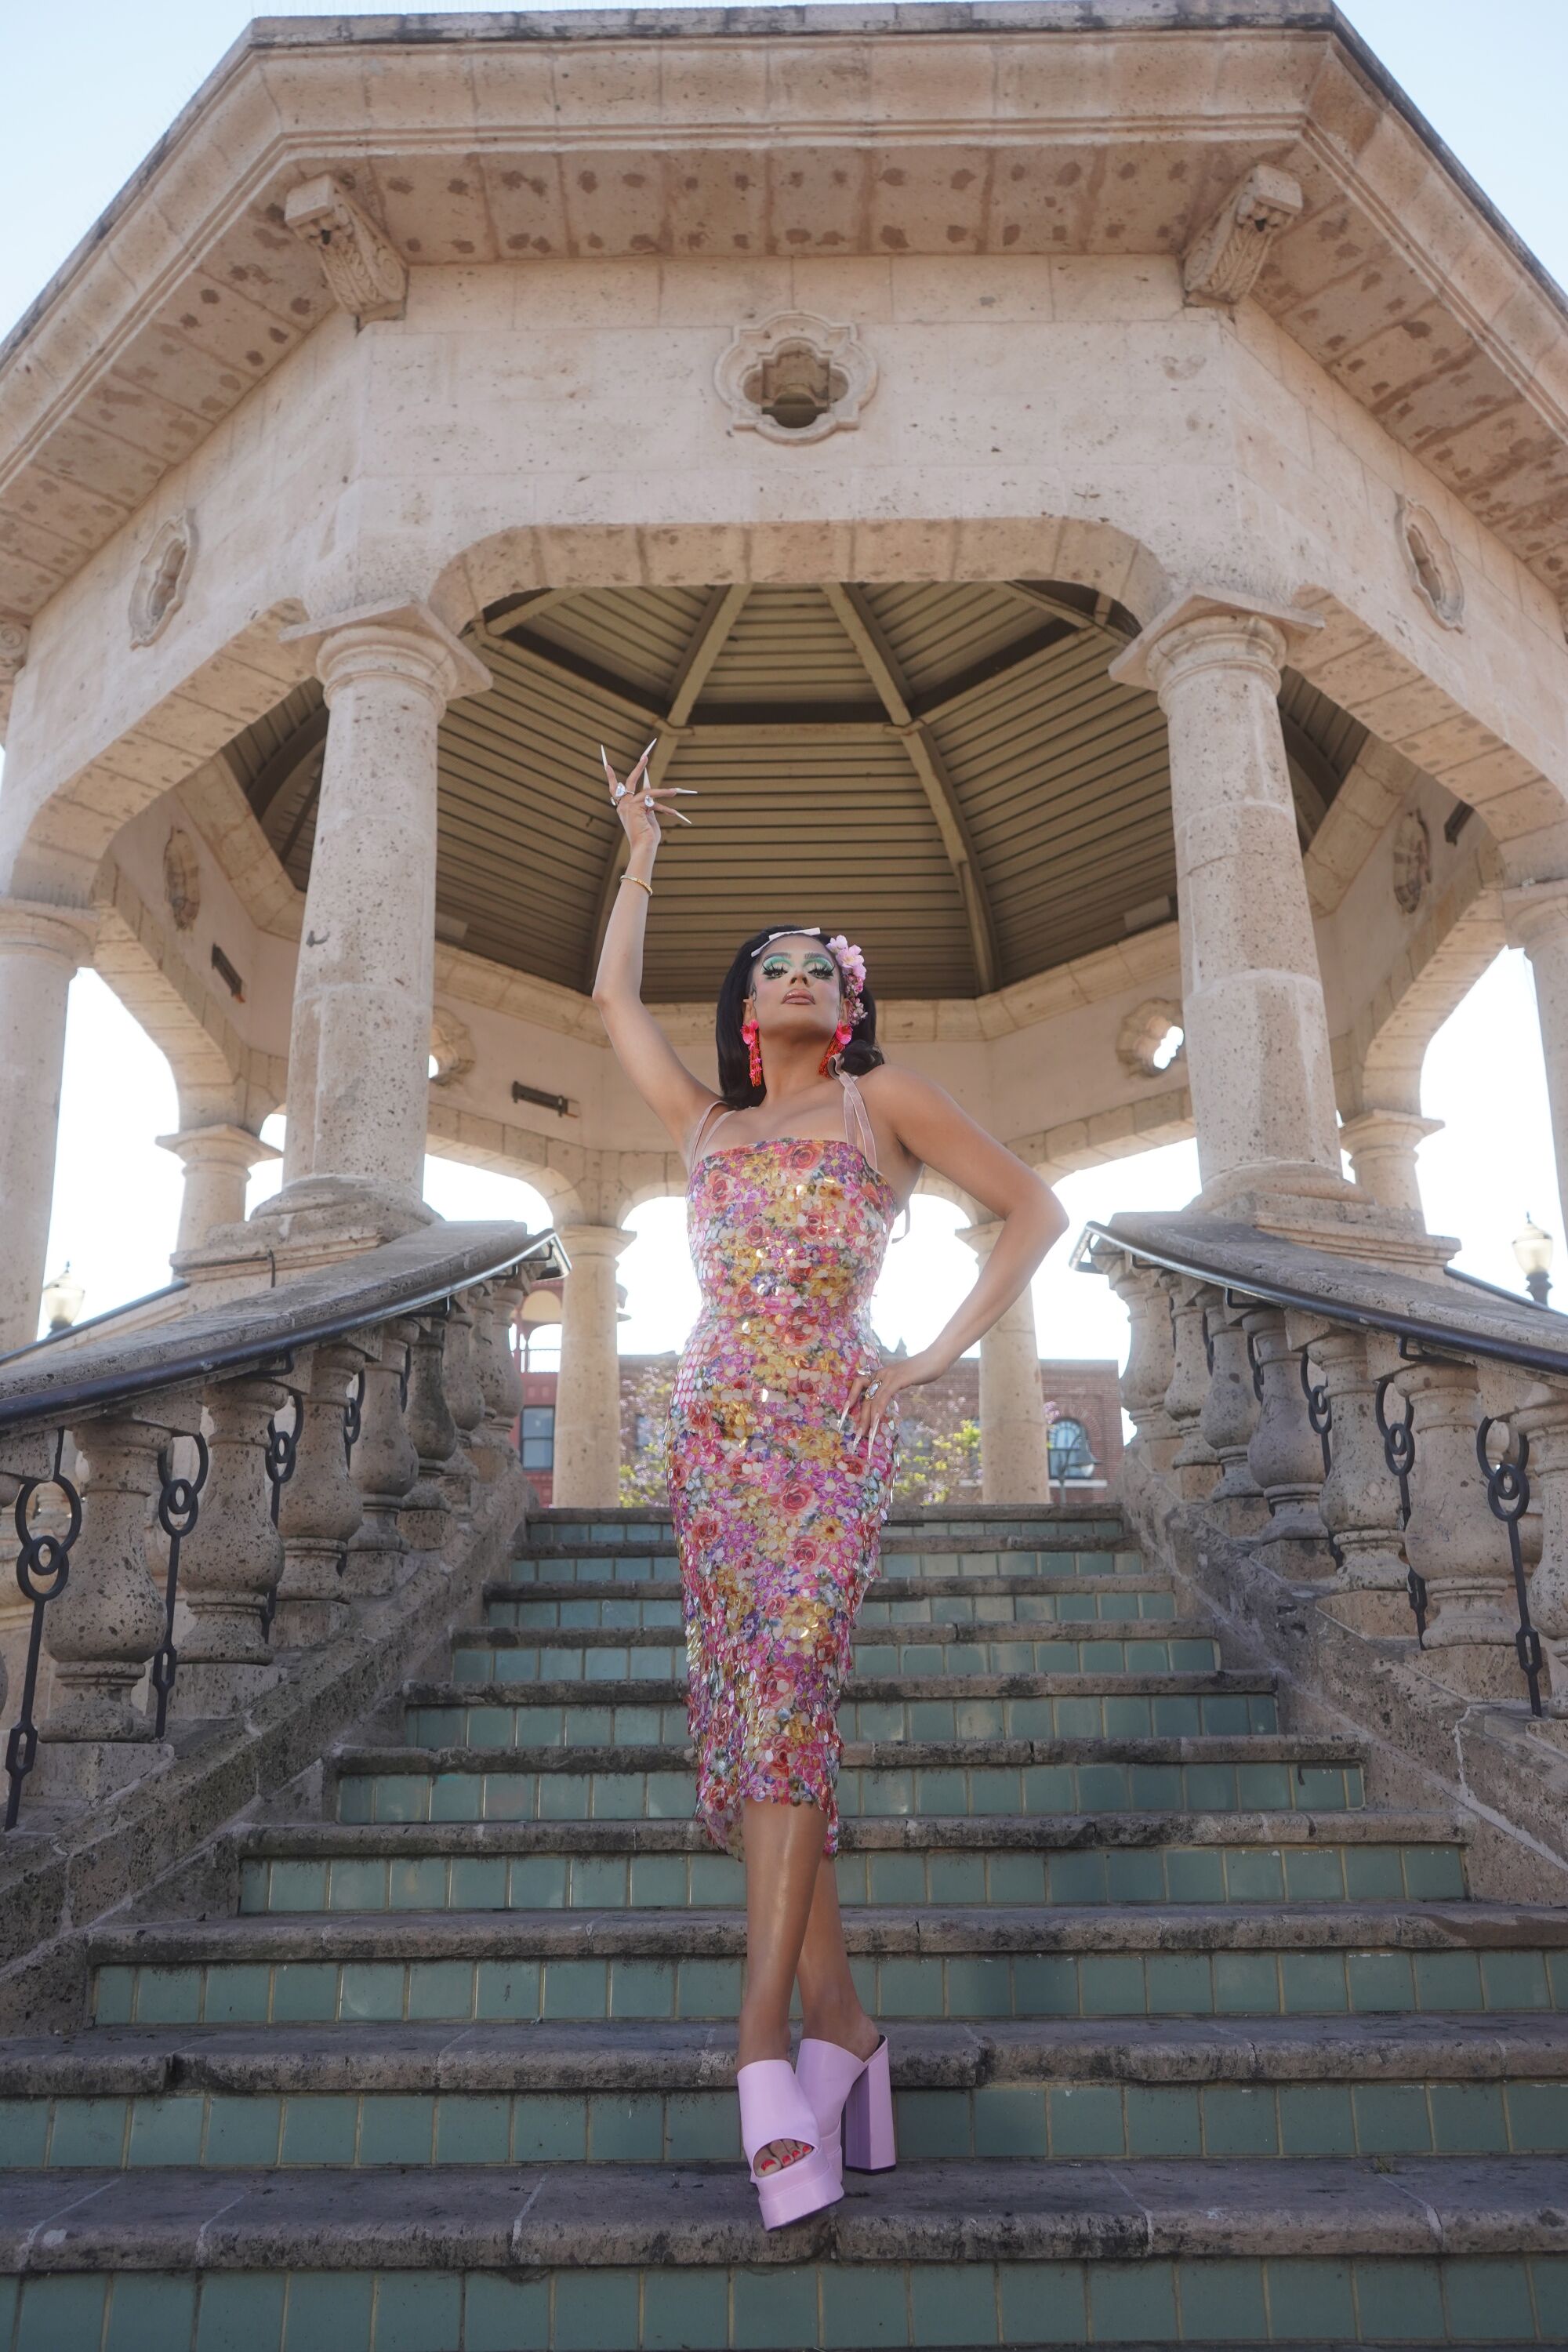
238 702 329 825
825 581 1001 995
582 580 752 993
912 618 1079 726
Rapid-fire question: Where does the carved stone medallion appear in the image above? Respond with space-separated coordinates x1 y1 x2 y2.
714 311 877 445
129 514 197 648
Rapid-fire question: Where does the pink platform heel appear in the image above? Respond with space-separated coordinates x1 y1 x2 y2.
735 2056 845 2230
795 2034 897 2179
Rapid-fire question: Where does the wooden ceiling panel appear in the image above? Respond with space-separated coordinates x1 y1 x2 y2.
227 578 1364 1004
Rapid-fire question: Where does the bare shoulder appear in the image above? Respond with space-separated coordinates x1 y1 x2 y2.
857 1061 950 1120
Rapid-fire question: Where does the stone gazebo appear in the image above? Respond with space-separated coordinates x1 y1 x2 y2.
2 1 1566 1515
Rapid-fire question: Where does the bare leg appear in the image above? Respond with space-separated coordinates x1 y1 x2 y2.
796 1857 880 2059
736 1796 828 2173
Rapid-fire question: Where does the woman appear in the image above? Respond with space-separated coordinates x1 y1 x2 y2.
591 740 1067 2228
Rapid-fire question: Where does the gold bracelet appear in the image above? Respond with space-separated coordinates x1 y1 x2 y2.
621 874 652 897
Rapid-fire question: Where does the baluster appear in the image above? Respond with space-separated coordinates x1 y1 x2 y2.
164 1373 288 1717
1163 1276 1219 1499
1287 1320 1411 1631
400 1311 457 1553
1399 1357 1523 1700
1098 1249 1178 1473
471 1278 527 1485
34 1399 187 1800
1199 1296 1265 1531
147 1433 210 1738
4 1436 82 1824
1240 1305 1330 1570
272 1341 369 1647
1476 1418 1543 1716
1512 1389 1568 1719
347 1318 420 1595
439 1294 485 1523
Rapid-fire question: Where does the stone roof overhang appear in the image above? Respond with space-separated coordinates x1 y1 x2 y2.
2 0 1566 633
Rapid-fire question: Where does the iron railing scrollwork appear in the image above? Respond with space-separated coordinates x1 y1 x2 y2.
1373 1367 1423 1641
343 1368 365 1464
148 1432 210 1740
1476 1417 1544 1718
4 1437 83 1829
259 1396 303 1640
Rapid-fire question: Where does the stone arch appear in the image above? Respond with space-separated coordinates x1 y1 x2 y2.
1290 584 1568 876
0 601 311 907
427 513 1173 644
90 858 278 1131
1340 840 1506 1120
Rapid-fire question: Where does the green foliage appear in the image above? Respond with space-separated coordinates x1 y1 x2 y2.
891 1414 982 1508
619 1359 676 1507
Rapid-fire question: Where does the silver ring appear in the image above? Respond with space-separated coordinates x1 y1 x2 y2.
613 782 626 800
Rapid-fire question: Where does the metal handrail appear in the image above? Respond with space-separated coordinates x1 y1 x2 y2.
1076 1218 1568 1383
0 1222 568 1440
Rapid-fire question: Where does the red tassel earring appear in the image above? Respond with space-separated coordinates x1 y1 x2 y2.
742 1014 764 1089
818 1020 853 1078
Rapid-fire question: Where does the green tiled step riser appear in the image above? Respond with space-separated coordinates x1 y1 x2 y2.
8 2074 1566 2174
14 2253 1566 2350
451 1635 1219 1683
93 1944 1568 2029
406 1692 1276 1752
502 1546 1142 1584
240 1839 1464 1915
343 1744 1316 1828
485 1589 1178 1632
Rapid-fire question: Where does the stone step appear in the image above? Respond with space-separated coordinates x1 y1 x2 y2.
88 1903 1568 2030
519 1506 1126 1544
1 2157 1564 2350
334 1735 1357 1824
501 1542 1144 1584
236 1812 1466 1916
484 1572 1178 1628
340 1731 1363 1835
8 2013 1566 2173
454 1623 1219 1678
403 1672 1272 1753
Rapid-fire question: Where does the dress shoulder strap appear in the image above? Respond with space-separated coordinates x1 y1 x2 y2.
836 1069 879 1171
688 1097 735 1167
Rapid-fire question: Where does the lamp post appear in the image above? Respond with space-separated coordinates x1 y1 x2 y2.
40 1263 85 1334
1513 1216 1555 1308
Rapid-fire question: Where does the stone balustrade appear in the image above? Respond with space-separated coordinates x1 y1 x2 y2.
1087 1212 1568 1722
0 1222 563 1828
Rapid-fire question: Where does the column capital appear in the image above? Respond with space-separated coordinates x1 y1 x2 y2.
554 1222 637 1266
281 599 492 710
1503 876 1568 953
0 898 98 970
155 1123 281 1172
1109 589 1323 700
1340 1106 1443 1151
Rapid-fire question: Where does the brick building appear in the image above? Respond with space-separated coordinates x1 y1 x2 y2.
515 1338 1121 1509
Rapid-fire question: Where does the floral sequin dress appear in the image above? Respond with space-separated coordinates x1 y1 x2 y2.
667 1070 903 1860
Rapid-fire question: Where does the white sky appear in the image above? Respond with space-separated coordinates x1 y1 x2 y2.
5 2 1566 1353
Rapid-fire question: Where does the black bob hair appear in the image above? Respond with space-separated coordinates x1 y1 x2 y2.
713 927 886 1108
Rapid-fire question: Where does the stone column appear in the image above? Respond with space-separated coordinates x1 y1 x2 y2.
159 1123 281 1258
265 601 490 1232
1340 1109 1443 1223
1504 880 1568 1232
0 901 97 1351
552 1225 633 1507
1110 593 1344 1207
959 1219 1051 1503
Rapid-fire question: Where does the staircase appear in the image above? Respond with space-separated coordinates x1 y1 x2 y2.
3 1502 1566 2349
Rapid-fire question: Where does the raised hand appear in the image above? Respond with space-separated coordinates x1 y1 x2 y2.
601 739 698 848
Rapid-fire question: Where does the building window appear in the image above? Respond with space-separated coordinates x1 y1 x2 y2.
1047 1417 1095 1481
521 1406 555 1472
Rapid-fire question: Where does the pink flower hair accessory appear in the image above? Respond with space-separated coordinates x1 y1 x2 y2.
826 934 867 1025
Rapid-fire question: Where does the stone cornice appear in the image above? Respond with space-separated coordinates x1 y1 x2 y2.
2 7 1567 624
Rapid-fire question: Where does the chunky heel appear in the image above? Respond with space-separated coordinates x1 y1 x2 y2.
842 2035 897 2172
735 2057 844 2231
